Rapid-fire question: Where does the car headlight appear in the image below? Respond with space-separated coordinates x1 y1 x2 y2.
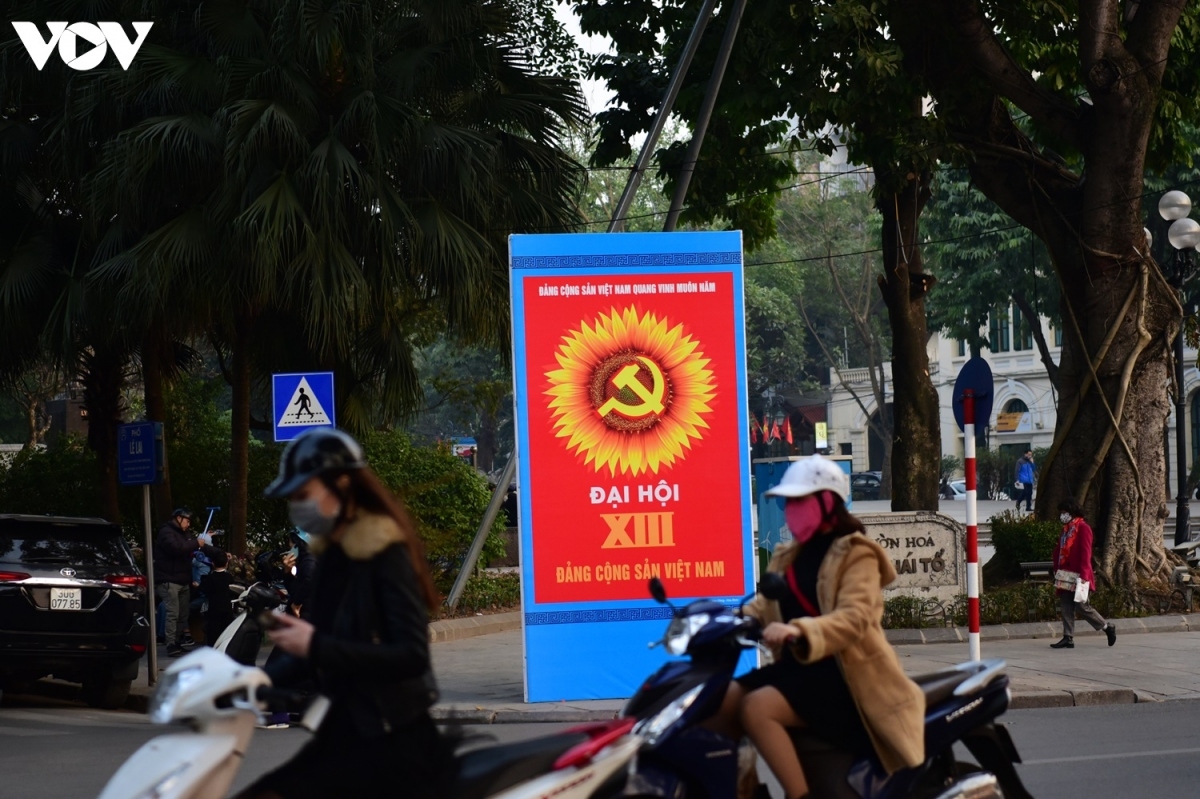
149 666 204 724
665 613 710 656
635 684 704 745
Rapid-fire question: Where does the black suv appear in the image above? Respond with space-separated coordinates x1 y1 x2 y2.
0 515 149 708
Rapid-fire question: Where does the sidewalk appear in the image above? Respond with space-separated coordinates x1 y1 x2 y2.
428 625 1200 722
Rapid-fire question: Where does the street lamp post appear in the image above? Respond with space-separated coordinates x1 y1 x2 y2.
1156 190 1200 546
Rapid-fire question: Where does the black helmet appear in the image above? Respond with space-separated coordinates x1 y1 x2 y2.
172 507 193 521
265 428 366 498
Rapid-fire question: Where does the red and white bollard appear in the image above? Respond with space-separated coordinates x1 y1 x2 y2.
963 391 980 661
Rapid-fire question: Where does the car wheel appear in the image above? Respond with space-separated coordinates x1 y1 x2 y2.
82 675 132 710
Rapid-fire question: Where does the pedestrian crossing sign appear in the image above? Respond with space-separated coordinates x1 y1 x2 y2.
272 372 336 442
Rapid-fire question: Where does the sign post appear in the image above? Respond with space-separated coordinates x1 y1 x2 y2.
117 422 164 685
509 231 755 701
953 357 993 662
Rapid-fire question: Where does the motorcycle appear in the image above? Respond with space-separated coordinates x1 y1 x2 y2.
620 575 1032 799
99 647 642 799
210 583 288 666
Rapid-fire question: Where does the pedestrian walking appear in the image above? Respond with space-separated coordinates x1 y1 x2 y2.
1014 450 1035 512
234 428 450 799
1050 498 1116 650
154 509 211 656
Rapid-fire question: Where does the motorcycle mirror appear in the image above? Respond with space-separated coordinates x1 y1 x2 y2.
758 572 789 601
648 577 668 604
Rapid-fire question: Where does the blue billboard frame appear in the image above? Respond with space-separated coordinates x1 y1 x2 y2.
509 231 756 702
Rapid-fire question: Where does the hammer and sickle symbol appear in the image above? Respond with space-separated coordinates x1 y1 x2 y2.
596 357 666 419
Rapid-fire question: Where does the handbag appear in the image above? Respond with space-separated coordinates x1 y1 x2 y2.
1014 481 1023 490
1053 569 1080 592
1074 578 1090 604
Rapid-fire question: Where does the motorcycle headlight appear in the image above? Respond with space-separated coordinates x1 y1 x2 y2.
635 684 704 745
665 613 710 656
149 665 204 724
134 763 191 799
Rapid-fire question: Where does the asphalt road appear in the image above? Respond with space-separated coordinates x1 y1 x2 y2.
3 690 1200 798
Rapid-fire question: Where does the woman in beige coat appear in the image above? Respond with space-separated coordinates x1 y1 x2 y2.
713 456 924 799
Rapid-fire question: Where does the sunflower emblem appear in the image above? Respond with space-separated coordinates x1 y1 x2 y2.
545 306 716 475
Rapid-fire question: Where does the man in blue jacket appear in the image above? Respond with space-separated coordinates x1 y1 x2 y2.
1014 450 1036 513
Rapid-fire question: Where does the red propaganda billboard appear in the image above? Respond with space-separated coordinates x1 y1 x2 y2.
510 231 755 700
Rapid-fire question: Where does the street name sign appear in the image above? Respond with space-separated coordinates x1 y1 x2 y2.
117 422 163 486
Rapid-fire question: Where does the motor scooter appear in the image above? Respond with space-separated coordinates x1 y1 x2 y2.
99 647 642 799
210 583 288 666
620 575 1033 799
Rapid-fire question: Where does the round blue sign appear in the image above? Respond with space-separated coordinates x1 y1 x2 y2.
952 357 994 432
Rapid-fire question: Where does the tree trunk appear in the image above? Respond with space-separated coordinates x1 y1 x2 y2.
26 400 40 447
875 166 941 512
142 329 173 518
1035 253 1176 585
228 312 256 556
83 343 125 524
879 430 894 501
476 406 497 474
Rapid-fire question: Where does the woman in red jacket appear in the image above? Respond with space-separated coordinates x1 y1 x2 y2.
1051 499 1116 649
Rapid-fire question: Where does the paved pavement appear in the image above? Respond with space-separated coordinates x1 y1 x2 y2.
429 626 1200 719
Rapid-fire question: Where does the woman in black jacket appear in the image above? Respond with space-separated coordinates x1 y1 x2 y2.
236 428 450 798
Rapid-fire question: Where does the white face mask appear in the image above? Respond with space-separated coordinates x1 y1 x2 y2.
289 498 340 537
1059 512 1072 524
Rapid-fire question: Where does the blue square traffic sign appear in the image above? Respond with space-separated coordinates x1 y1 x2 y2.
117 422 163 486
272 372 336 442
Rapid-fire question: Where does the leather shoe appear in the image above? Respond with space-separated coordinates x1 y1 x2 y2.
1105 624 1117 647
1050 637 1074 649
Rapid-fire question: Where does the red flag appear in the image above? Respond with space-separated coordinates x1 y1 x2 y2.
770 419 781 442
760 415 771 440
783 416 794 445
750 418 759 444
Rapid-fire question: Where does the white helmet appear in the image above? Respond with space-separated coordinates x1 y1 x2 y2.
764 455 850 503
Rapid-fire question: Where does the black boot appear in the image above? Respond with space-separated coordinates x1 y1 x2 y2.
1105 624 1117 647
1050 636 1074 649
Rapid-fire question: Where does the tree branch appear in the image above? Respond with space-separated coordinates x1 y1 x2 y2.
1125 0 1187 79
1012 288 1060 389
798 297 887 440
1079 0 1123 68
946 0 1081 148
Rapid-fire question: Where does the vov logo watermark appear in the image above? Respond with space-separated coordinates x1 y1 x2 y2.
11 22 153 71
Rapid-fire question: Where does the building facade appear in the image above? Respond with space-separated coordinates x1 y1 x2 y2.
827 311 1200 491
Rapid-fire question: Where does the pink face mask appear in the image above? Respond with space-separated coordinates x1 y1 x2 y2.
785 493 834 544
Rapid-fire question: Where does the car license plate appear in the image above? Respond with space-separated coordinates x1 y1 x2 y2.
50 587 82 611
